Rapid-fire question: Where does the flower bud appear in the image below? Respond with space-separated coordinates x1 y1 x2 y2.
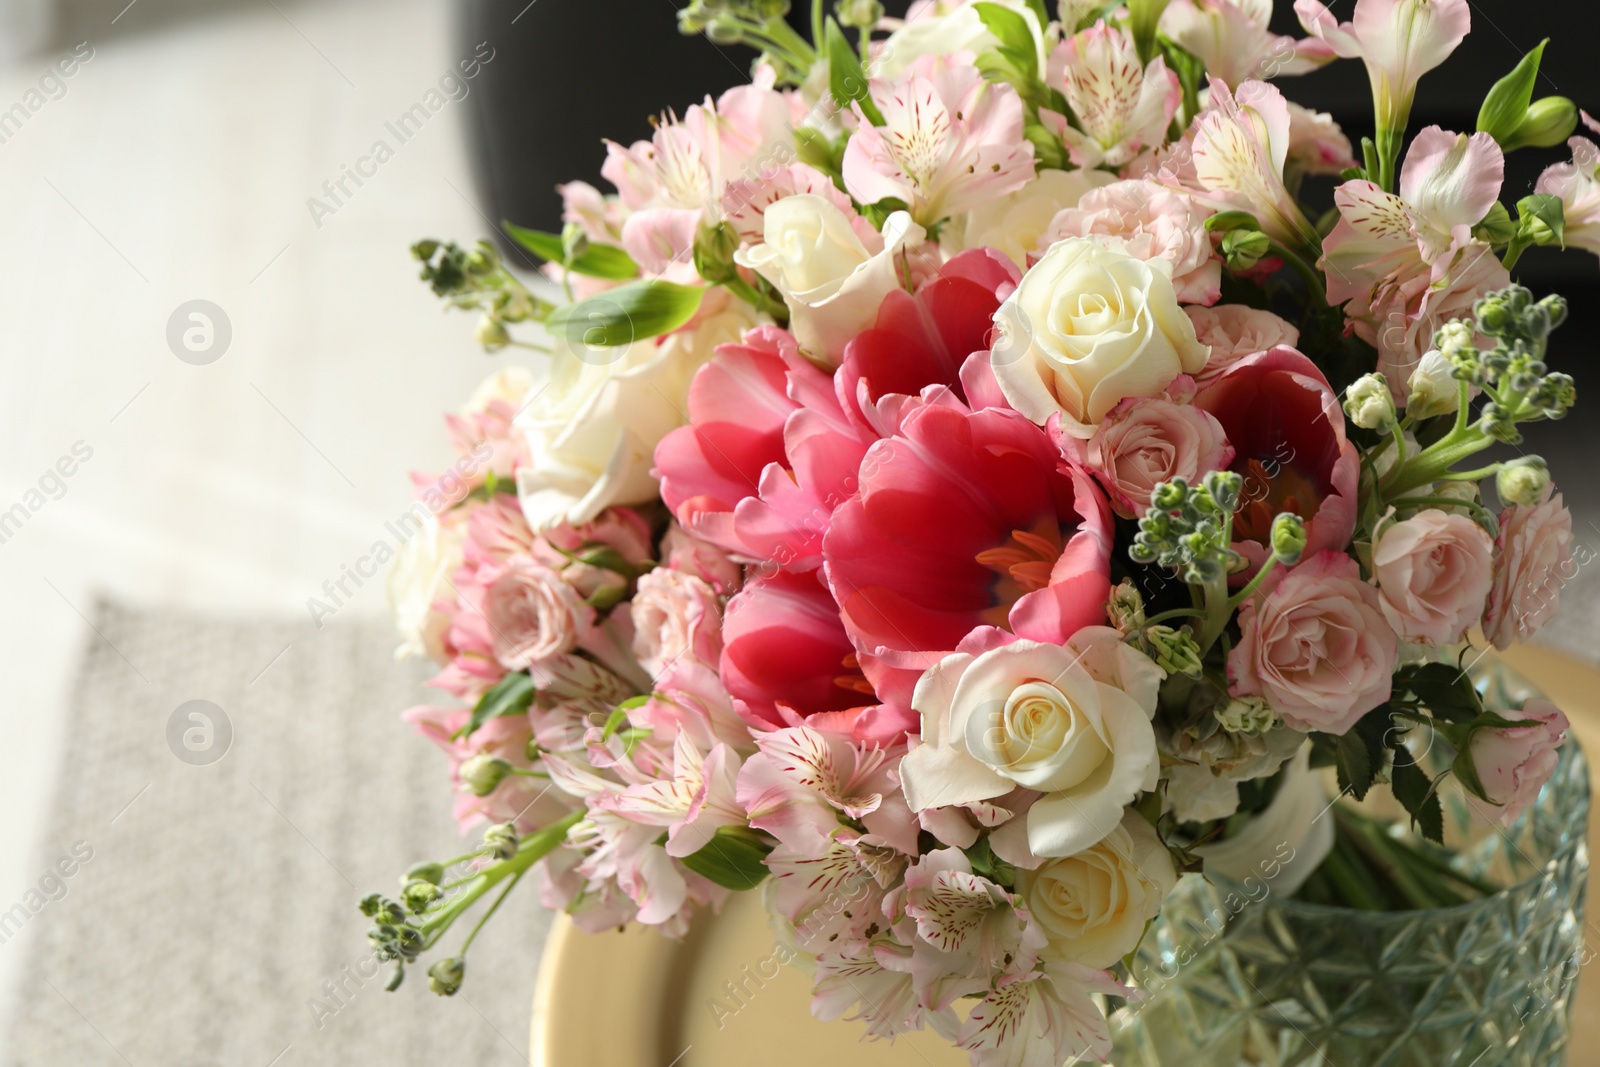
1434 319 1477 364
427 956 466 996
835 0 883 28
402 878 443 914
405 861 445 886
1269 512 1308 565
1406 350 1461 419
1344 373 1397 432
1504 96 1579 151
1214 695 1276 735
483 822 519 861
459 754 514 797
1221 227 1271 271
1496 456 1550 507
474 316 510 351
1144 625 1203 679
1106 579 1146 635
1433 480 1480 506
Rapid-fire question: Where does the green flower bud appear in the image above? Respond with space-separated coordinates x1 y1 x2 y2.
1203 210 1262 233
692 219 742 286
1504 96 1579 151
1214 696 1276 735
459 754 514 797
1269 512 1308 565
836 0 884 28
427 956 466 997
1106 579 1145 635
405 861 446 886
1144 625 1204 679
483 822 519 861
1221 227 1272 271
1344 373 1397 432
1474 201 1518 245
474 316 510 351
402 878 444 914
1497 456 1550 507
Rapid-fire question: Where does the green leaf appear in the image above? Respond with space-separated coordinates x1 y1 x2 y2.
1397 662 1483 723
457 672 537 740
975 3 1038 82
1334 730 1374 801
1072 0 1123 32
1474 200 1517 245
1517 193 1565 248
826 17 883 126
1158 39 1205 125
678 827 773 890
1390 745 1445 844
544 280 704 349
501 222 639 280
1477 39 1546 147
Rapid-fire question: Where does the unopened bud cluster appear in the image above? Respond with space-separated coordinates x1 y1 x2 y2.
1130 473 1245 585
411 239 547 352
1431 286 1576 442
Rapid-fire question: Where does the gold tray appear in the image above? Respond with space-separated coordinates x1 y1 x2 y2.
531 644 1600 1067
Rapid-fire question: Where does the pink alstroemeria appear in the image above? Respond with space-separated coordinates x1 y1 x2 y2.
956 961 1130 1067
901 849 1027 980
842 65 1036 226
1041 21 1179 170
1160 0 1335 87
1177 78 1317 250
1321 127 1509 395
767 834 905 955
1296 0 1470 138
1536 137 1600 260
736 725 918 855
599 732 747 858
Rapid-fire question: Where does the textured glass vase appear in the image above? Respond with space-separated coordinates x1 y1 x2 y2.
1110 739 1590 1066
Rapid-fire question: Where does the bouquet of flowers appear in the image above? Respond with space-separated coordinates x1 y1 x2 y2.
365 0 1591 1060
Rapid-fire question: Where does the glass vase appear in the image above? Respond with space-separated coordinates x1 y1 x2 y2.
1110 728 1590 1065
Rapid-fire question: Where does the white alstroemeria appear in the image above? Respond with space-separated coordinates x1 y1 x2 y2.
601 732 745 857
842 65 1036 226
1042 20 1180 170
1536 136 1600 260
1183 78 1317 249
875 0 1051 81
1160 0 1335 87
1295 0 1470 138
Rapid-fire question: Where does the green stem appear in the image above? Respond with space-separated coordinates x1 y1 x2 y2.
1225 556 1278 611
1319 831 1388 911
1265 238 1327 307
811 0 824 49
418 811 581 947
1336 807 1456 910
459 869 525 954
1383 426 1494 499
1143 607 1207 625
1197 574 1233 653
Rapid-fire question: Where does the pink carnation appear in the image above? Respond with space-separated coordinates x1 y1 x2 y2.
1483 487 1575 650
1465 699 1570 826
1229 550 1398 734
1043 180 1220 305
1183 304 1300 385
1071 385 1234 519
1371 508 1494 647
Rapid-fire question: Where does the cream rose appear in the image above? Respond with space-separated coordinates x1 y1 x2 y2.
990 237 1209 436
517 293 759 531
901 638 1161 858
1371 508 1495 646
462 365 535 415
1021 809 1176 967
944 168 1115 269
387 511 463 661
736 194 925 364
484 558 587 670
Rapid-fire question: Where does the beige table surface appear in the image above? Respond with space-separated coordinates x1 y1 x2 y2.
532 643 1600 1067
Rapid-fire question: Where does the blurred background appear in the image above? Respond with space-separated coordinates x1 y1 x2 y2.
1 1 1598 1064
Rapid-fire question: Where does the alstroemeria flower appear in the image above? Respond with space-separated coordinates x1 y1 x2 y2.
902 849 1027 978
822 404 1114 704
1040 20 1180 170
1536 137 1600 260
599 732 746 858
956 960 1129 1067
843 65 1036 226
737 725 918 854
1295 0 1470 136
1178 78 1317 250
1160 0 1335 87
1320 127 1509 396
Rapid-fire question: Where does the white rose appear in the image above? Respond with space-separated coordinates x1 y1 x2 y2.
1021 809 1177 967
943 168 1116 269
386 511 462 661
462 365 535 415
990 237 1209 436
516 293 760 531
1193 747 1334 896
900 639 1160 858
736 194 925 364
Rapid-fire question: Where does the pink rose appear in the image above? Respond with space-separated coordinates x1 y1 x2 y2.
1183 305 1300 385
484 559 588 670
1483 487 1575 650
1465 699 1570 826
630 567 724 679
1043 179 1221 305
1229 551 1398 734
659 523 743 595
1073 387 1234 519
1371 508 1495 646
